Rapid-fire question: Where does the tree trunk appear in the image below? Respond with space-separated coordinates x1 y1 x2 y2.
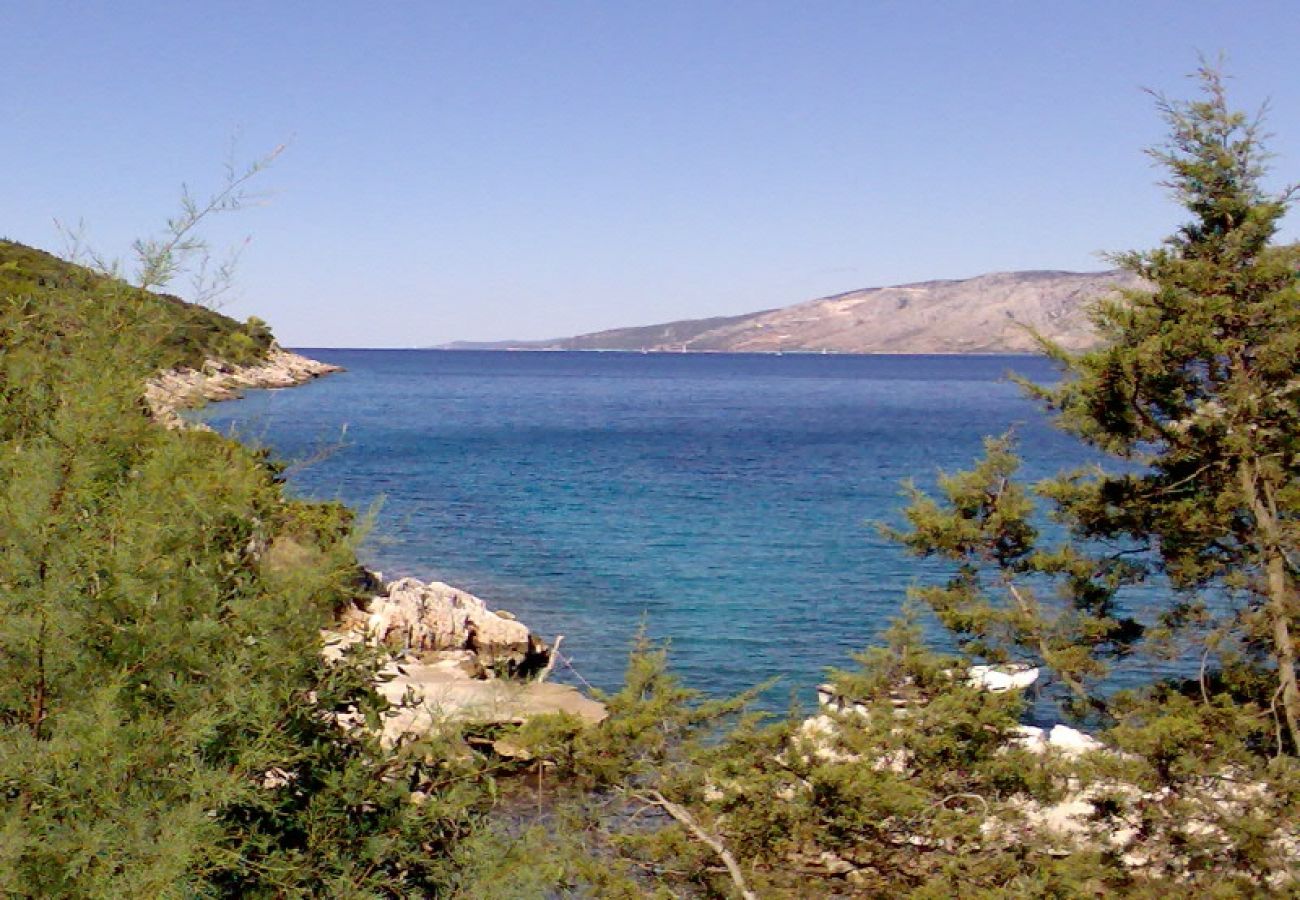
1241 464 1300 752
1265 547 1300 752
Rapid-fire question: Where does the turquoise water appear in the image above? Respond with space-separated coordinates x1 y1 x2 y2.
202 350 1100 706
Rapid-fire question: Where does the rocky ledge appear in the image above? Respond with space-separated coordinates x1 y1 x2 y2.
145 347 343 427
325 575 607 747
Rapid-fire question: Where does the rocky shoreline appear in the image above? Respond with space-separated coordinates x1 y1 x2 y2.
146 347 604 739
144 346 344 428
142 346 1297 886
325 575 606 747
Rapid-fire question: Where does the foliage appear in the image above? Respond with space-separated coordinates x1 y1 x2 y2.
0 238 274 369
0 235 489 895
870 64 1300 892
534 630 763 788
496 634 767 897
676 616 1133 897
888 434 1143 715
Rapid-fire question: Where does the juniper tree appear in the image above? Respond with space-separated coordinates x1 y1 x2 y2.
1030 65 1300 752
888 66 1300 755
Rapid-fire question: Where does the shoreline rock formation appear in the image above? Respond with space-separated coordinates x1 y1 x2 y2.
363 577 549 673
801 674 1297 883
325 575 606 747
144 346 343 427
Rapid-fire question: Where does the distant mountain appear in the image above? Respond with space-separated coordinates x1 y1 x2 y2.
443 269 1144 354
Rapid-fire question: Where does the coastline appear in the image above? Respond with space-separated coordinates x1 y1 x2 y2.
144 346 345 428
133 340 1299 883
145 346 603 736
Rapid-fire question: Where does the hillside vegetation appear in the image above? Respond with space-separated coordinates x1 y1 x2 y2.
0 243 498 895
0 239 274 369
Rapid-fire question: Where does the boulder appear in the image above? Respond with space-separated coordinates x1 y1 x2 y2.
366 577 547 671
1010 724 1105 757
966 664 1039 693
321 573 609 745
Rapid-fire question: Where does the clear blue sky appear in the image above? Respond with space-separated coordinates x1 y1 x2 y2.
4 2 1298 347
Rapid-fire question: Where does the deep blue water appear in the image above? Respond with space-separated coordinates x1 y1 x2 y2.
201 350 1106 706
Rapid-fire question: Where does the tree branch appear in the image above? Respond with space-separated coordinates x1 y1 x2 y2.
634 790 758 900
1004 578 1094 708
534 634 563 684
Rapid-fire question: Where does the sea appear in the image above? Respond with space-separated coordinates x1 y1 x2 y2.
199 350 1126 711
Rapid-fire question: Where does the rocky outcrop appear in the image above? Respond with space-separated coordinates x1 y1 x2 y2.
373 657 608 745
362 577 547 671
144 347 342 427
797 675 1297 884
155 350 609 745
325 575 606 747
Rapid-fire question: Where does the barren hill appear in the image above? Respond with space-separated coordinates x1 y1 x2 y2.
450 269 1143 354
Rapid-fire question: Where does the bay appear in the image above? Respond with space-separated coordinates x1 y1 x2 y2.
201 350 1100 706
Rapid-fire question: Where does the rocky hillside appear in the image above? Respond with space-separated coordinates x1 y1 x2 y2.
454 269 1144 354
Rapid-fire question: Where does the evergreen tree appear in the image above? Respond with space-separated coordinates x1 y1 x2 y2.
889 64 1300 749
1030 65 1300 751
875 65 1300 889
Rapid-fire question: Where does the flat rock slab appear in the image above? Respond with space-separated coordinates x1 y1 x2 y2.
376 667 607 743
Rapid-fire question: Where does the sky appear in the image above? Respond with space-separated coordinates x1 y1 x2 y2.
4 2 1299 348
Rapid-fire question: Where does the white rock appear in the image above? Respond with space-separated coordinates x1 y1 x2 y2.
1009 724 1105 758
1048 724 1104 756
966 664 1040 693
365 577 544 668
1011 725 1047 751
144 347 343 428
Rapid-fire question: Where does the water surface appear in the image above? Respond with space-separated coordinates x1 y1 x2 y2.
203 350 1100 705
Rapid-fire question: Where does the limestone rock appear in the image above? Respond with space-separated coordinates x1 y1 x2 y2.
366 577 547 670
966 664 1039 693
1011 724 1105 758
322 573 608 745
374 665 607 747
144 347 343 428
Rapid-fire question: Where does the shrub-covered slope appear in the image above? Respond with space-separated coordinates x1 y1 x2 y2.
0 243 489 896
0 239 273 369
